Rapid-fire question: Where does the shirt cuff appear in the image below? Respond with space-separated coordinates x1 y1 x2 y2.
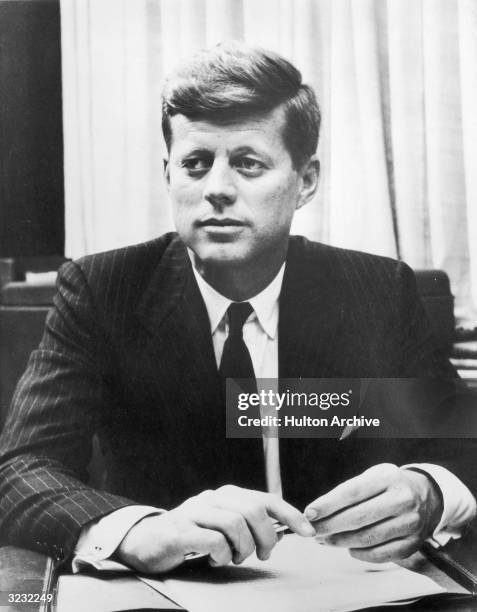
72 505 164 573
403 463 477 547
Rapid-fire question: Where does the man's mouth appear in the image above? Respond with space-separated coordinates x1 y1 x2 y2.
197 218 246 228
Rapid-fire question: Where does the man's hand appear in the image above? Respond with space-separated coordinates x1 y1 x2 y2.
305 464 443 563
117 485 315 573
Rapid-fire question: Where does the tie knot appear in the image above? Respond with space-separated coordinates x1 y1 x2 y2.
227 302 253 337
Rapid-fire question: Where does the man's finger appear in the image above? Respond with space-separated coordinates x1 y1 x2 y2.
349 534 421 563
212 495 279 560
214 486 314 537
184 506 255 564
211 490 313 560
261 493 315 537
312 488 407 536
305 463 400 521
180 527 233 567
325 514 421 549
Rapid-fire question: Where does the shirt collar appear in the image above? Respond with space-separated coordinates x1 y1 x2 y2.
189 251 285 340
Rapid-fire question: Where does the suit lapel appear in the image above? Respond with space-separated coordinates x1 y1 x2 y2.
136 236 219 411
279 237 347 379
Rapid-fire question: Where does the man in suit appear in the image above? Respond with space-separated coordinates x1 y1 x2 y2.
0 42 475 574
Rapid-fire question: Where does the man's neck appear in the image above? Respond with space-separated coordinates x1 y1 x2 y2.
190 247 288 302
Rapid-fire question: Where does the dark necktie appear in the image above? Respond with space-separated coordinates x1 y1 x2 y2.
219 302 256 389
219 302 264 489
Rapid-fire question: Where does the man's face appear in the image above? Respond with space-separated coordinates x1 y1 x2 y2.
165 106 316 269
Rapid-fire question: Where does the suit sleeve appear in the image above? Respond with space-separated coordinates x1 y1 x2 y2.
0 261 138 563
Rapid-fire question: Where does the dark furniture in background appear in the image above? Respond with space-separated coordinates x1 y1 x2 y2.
0 256 64 428
415 269 455 356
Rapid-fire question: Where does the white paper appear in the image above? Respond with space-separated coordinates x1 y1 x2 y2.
140 535 445 612
56 574 180 612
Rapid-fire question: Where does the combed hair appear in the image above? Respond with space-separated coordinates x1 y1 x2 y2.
162 42 321 169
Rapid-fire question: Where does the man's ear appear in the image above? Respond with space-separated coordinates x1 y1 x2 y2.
296 156 320 210
163 158 170 188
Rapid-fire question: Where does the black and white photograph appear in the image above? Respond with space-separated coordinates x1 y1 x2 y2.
1 1 477 610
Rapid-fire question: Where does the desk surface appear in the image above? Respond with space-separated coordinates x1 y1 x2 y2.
0 545 475 612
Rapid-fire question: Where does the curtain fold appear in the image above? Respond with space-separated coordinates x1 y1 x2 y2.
423 0 470 322
60 0 477 324
328 0 397 257
387 0 428 268
459 0 477 317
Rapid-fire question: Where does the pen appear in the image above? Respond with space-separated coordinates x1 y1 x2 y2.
183 521 290 563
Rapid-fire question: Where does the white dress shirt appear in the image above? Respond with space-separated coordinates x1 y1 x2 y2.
73 263 476 571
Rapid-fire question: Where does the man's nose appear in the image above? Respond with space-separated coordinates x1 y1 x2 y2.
203 160 237 209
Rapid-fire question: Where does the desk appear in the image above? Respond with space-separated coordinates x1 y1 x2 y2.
0 545 475 612
0 546 56 612
0 546 180 612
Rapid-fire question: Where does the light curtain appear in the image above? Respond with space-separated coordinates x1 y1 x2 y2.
60 0 477 324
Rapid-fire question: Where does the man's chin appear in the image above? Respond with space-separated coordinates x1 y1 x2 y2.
189 243 252 269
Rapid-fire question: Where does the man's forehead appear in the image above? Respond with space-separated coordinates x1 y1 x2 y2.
168 107 287 148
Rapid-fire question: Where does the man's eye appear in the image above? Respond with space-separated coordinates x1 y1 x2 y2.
234 157 265 175
181 158 211 174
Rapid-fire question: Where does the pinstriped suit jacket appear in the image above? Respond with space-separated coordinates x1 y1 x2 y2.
0 233 473 563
